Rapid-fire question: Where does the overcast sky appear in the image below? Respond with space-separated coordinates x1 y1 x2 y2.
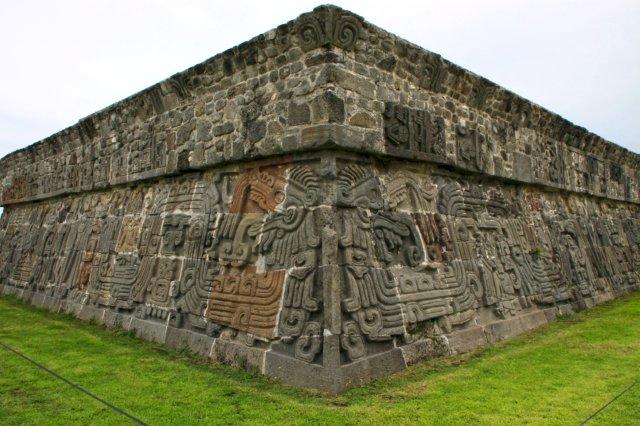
0 0 639 161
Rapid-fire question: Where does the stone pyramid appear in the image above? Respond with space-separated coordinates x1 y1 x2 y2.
1 5 639 392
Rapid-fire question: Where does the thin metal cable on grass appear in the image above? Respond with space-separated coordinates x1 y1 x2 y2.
580 379 639 425
0 339 147 425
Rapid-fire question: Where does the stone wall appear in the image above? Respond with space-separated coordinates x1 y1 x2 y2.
1 6 639 392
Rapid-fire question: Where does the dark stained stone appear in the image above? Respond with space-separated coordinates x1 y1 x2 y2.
212 122 234 137
312 91 345 124
377 56 397 72
288 101 311 126
246 120 266 143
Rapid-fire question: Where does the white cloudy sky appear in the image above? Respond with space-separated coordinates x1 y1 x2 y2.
0 0 639 161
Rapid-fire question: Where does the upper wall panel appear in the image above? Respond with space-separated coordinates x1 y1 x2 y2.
1 5 637 206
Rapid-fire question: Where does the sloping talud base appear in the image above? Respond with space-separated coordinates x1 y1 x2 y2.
3 281 637 393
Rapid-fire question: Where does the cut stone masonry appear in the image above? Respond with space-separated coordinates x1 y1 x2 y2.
1 5 638 393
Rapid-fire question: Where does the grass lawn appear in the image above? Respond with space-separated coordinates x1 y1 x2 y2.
1 293 639 425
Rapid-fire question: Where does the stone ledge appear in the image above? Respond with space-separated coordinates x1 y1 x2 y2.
4 282 636 394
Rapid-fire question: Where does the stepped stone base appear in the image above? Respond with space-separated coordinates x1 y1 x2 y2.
1 6 639 393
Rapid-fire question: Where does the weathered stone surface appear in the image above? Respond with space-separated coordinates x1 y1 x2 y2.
349 112 376 128
288 101 311 126
1 5 639 394
311 90 345 123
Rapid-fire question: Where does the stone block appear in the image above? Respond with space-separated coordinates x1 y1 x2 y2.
446 326 488 355
484 311 549 343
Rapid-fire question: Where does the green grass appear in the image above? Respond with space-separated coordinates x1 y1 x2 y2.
1 293 639 425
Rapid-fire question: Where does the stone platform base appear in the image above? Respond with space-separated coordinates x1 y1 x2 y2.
3 282 636 393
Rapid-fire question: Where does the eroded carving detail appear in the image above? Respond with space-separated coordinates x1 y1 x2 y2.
383 103 446 157
297 7 361 51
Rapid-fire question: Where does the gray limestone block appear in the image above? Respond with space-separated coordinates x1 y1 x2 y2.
446 326 488 355
210 339 265 373
513 152 533 182
131 317 168 345
165 327 216 358
484 311 548 344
